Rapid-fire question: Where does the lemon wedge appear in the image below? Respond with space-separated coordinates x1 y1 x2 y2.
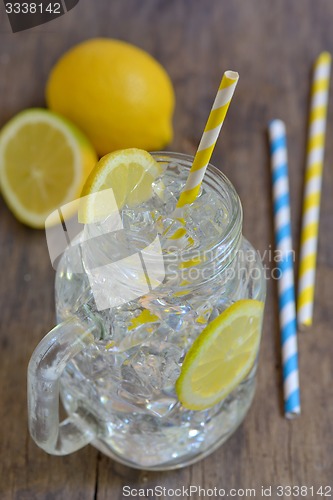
79 148 162 223
176 300 264 410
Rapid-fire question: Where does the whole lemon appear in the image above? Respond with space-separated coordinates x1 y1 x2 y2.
46 38 175 156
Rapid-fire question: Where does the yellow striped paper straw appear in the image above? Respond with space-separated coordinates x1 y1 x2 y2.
174 71 239 218
297 51 331 329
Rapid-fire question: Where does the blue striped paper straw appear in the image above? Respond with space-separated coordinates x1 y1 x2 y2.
269 119 301 418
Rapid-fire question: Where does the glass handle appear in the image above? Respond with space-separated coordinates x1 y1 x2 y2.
28 315 101 455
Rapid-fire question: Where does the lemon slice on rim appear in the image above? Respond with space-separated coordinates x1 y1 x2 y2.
0 109 97 228
79 148 162 223
176 300 264 410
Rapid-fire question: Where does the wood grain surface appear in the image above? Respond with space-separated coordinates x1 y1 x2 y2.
0 1 332 498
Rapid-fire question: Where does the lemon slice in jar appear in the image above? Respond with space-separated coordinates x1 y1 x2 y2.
176 300 264 410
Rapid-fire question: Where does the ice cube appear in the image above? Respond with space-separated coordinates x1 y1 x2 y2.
122 347 162 393
116 321 160 352
182 191 229 247
146 397 178 418
122 208 158 233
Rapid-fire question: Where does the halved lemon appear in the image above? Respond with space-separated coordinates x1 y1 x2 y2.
176 300 264 410
0 108 97 228
79 148 162 223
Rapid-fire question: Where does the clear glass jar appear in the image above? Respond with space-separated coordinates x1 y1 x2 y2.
28 152 266 470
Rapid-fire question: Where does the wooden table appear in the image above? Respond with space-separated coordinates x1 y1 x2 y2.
1 1 332 498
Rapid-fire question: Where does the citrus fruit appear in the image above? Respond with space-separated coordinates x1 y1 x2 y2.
176 300 264 410
0 108 97 228
79 148 162 223
46 38 175 156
